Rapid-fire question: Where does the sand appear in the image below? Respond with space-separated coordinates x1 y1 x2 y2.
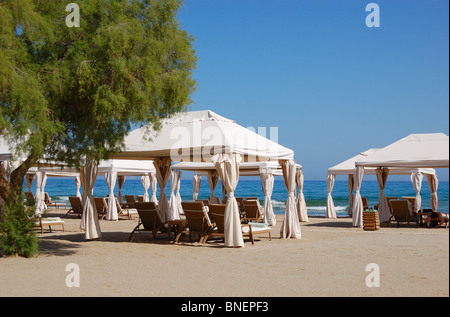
0 208 448 297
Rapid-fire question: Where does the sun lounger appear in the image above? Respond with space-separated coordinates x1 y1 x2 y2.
246 197 259 201
66 196 83 218
128 202 167 241
175 201 215 244
94 197 107 220
242 199 264 223
389 199 415 227
32 216 65 234
362 197 370 210
115 196 137 220
125 195 137 205
208 204 271 245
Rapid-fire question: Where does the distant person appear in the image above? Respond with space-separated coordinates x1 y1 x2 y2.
424 211 449 228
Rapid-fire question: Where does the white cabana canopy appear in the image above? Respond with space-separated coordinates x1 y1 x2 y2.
112 110 294 162
351 133 449 227
111 110 299 247
355 133 449 168
326 148 437 221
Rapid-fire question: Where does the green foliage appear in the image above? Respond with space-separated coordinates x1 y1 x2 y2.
1 0 196 256
1 0 197 167
0 194 38 258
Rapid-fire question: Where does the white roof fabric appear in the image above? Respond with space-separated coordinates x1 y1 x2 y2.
328 148 436 176
112 110 294 162
355 133 449 168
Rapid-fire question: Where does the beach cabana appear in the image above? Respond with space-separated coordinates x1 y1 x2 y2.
327 148 437 221
352 133 449 227
110 110 298 247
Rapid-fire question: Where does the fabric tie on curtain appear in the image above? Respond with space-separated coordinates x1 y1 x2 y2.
168 170 182 220
80 159 101 240
75 176 82 198
149 172 158 204
376 167 390 223
154 158 172 222
296 169 308 222
260 168 276 226
207 170 220 204
352 166 364 227
34 171 47 217
411 172 423 213
117 175 125 203
326 173 337 218
105 171 118 221
212 153 244 248
347 174 354 216
426 174 439 212
141 174 151 202
193 174 202 200
279 159 301 239
26 174 34 193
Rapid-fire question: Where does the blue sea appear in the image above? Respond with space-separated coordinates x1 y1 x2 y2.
24 177 449 217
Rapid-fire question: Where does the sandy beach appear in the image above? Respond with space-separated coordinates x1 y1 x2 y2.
0 208 448 298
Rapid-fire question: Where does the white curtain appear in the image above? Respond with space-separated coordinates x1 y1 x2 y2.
296 169 308 222
347 174 354 216
117 175 125 203
26 174 34 192
352 166 364 227
75 176 82 198
376 167 390 223
141 174 151 202
149 172 158 204
259 168 276 226
168 170 182 221
411 171 423 213
326 173 336 218
193 174 202 200
426 174 439 212
279 159 301 239
105 171 118 221
207 170 220 204
80 159 101 240
212 153 244 248
154 157 171 222
34 171 47 216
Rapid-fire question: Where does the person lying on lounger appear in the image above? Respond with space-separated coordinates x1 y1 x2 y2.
423 211 449 228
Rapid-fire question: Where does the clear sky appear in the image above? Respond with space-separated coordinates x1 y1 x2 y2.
177 0 449 181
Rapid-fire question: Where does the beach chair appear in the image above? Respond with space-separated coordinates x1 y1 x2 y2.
116 196 138 220
128 202 167 241
32 216 65 234
236 197 246 218
402 196 416 212
361 197 370 210
242 199 264 223
125 195 137 206
137 195 144 202
66 196 83 218
195 199 210 206
175 201 215 244
94 197 108 220
246 197 259 201
389 199 415 227
208 204 271 245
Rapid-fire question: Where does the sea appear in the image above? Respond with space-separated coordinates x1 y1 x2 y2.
24 177 450 217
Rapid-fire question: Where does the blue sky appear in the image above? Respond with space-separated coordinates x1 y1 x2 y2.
177 0 449 181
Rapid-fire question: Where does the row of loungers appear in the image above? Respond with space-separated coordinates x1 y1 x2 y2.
128 201 272 245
